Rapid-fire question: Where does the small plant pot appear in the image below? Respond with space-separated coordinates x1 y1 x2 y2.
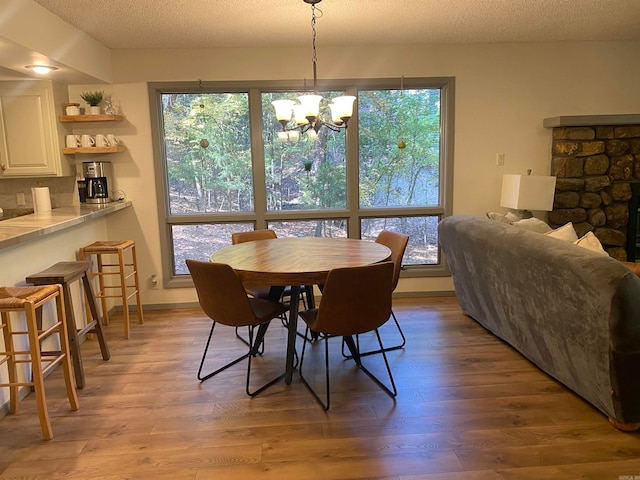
89 106 101 115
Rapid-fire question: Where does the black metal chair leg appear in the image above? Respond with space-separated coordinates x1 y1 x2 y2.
198 322 249 382
357 329 397 398
341 309 405 359
298 326 331 410
245 325 286 397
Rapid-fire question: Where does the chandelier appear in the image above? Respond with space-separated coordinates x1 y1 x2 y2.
272 0 356 141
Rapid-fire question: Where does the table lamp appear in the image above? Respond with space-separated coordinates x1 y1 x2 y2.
500 172 556 218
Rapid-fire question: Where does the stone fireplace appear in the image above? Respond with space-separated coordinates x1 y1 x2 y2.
543 115 640 261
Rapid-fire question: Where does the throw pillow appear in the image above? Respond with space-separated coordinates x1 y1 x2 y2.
573 232 607 255
545 222 578 242
512 217 552 234
504 211 521 223
485 212 511 224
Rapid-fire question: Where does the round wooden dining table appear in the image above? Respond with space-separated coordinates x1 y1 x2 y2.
210 237 391 383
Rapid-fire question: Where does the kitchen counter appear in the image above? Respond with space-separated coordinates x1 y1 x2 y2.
0 201 132 251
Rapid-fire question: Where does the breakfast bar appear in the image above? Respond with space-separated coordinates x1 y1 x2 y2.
0 201 132 251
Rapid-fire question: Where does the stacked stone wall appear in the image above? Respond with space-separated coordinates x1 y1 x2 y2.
550 125 640 260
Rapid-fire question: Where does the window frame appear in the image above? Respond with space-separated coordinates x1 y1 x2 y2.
148 77 455 288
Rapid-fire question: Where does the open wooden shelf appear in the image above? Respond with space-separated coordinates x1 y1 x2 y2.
59 114 125 123
63 145 126 154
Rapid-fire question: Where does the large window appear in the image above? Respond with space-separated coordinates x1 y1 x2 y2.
149 78 454 286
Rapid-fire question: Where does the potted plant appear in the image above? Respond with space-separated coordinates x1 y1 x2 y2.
80 91 104 114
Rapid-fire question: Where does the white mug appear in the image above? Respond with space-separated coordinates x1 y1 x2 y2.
65 105 80 116
65 134 80 148
80 134 95 147
95 134 108 147
106 134 119 146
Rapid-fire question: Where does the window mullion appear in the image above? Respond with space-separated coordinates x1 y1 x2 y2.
249 88 268 229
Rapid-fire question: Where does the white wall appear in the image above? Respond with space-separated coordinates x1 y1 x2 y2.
62 41 640 306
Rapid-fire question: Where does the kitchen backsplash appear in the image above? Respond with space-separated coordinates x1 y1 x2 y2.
0 177 78 209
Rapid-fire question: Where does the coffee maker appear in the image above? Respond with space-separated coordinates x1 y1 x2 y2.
82 161 113 204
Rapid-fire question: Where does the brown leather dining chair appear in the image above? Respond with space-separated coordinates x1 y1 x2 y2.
343 230 409 359
232 228 308 315
372 230 409 351
185 259 289 397
298 261 397 410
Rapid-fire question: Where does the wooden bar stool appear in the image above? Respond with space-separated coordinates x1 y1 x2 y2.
0 285 79 440
79 240 144 338
26 261 111 389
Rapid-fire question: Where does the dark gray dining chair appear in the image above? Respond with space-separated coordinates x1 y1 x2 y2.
186 259 288 397
298 261 397 410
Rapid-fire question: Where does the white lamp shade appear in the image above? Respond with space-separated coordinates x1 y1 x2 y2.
272 99 295 122
329 103 344 125
331 95 356 119
500 174 557 211
297 94 323 118
292 104 310 125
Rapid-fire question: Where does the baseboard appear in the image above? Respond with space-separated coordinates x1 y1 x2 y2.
113 293 455 314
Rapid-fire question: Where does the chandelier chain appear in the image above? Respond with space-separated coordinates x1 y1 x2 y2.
311 3 318 93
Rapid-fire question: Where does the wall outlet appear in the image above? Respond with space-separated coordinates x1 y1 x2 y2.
496 153 505 166
150 274 159 289
16 192 25 206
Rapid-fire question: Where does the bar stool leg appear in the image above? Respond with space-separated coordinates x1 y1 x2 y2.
1 311 19 414
131 244 144 325
81 272 110 361
54 288 80 414
95 253 110 325
60 282 84 389
117 247 131 339
24 303 53 440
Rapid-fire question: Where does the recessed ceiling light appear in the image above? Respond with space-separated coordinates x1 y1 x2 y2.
25 65 58 74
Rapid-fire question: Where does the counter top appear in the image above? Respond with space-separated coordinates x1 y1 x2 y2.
0 201 132 251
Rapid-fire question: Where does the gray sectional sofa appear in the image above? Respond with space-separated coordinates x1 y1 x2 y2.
438 214 640 429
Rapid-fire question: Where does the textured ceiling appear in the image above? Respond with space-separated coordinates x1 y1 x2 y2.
32 0 640 49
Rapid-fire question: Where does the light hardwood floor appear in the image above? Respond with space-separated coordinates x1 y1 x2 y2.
1 297 640 479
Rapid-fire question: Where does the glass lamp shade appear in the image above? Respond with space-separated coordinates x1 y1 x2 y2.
298 94 323 119
277 131 289 142
293 104 310 125
329 103 344 125
288 130 300 141
500 174 557 212
330 95 356 121
272 99 295 122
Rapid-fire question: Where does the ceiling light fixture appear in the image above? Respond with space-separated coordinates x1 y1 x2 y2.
25 64 58 75
272 0 355 141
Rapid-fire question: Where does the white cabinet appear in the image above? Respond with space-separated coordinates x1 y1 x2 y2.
0 80 72 178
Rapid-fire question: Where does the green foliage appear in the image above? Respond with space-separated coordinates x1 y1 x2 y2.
358 88 441 208
162 87 441 219
80 91 104 106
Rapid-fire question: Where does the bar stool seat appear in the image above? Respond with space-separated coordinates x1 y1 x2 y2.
26 261 110 389
79 240 144 339
0 284 79 440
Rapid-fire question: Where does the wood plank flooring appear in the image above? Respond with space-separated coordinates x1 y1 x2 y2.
1 297 640 479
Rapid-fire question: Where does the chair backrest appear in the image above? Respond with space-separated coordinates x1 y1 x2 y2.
313 261 394 336
232 229 277 245
186 259 258 327
375 230 409 291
